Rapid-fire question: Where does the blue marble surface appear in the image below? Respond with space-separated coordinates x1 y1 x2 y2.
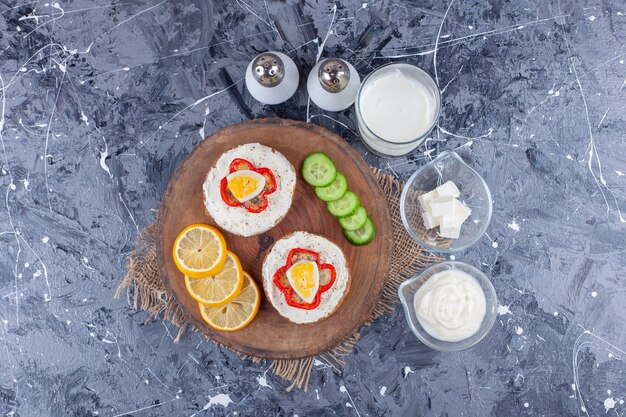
1 0 625 416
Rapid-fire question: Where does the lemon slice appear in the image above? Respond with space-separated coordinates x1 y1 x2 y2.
185 251 243 306
199 272 260 331
173 224 226 278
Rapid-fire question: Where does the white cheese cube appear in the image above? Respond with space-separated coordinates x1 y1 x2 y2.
439 224 461 239
430 196 456 217
439 216 462 239
421 211 441 229
453 200 472 222
417 190 438 212
435 181 460 198
440 215 464 228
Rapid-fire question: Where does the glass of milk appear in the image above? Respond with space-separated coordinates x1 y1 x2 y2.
355 63 441 157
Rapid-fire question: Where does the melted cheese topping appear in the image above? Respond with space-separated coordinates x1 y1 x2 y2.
263 232 349 323
203 143 296 237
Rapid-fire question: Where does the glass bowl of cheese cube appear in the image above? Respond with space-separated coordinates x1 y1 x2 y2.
400 150 492 253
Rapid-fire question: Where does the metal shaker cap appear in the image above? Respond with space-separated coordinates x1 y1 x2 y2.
318 58 351 93
251 52 285 87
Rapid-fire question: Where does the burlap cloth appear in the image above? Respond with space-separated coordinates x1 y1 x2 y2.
116 168 443 391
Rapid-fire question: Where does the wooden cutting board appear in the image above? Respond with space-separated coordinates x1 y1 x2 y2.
156 118 392 359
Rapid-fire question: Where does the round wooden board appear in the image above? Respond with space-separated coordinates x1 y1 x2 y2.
156 118 392 359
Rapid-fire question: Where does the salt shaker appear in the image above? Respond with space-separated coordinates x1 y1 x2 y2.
307 58 360 112
245 52 299 105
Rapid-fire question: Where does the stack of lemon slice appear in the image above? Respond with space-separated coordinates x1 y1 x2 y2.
172 224 260 331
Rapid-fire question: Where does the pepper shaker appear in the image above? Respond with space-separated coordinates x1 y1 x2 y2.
245 52 299 105
307 58 360 112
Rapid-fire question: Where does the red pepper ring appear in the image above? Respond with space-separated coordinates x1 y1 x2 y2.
318 264 337 293
286 288 322 310
272 265 291 292
229 158 254 173
220 158 276 213
255 167 277 194
242 194 268 213
272 248 336 310
220 177 241 207
286 248 320 268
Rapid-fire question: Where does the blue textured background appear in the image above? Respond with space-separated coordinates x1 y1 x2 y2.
1 0 625 416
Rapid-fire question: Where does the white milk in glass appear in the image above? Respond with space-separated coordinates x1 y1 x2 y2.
356 63 440 157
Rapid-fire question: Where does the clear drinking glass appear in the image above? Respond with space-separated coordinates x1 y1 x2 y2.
400 150 492 253
355 63 441 157
398 261 498 352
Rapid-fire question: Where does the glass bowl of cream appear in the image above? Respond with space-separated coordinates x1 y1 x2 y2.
398 261 497 352
400 150 492 253
355 63 441 157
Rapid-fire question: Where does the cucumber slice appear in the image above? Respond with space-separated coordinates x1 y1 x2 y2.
302 152 337 187
327 191 360 218
344 217 376 246
339 206 368 231
315 172 348 202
